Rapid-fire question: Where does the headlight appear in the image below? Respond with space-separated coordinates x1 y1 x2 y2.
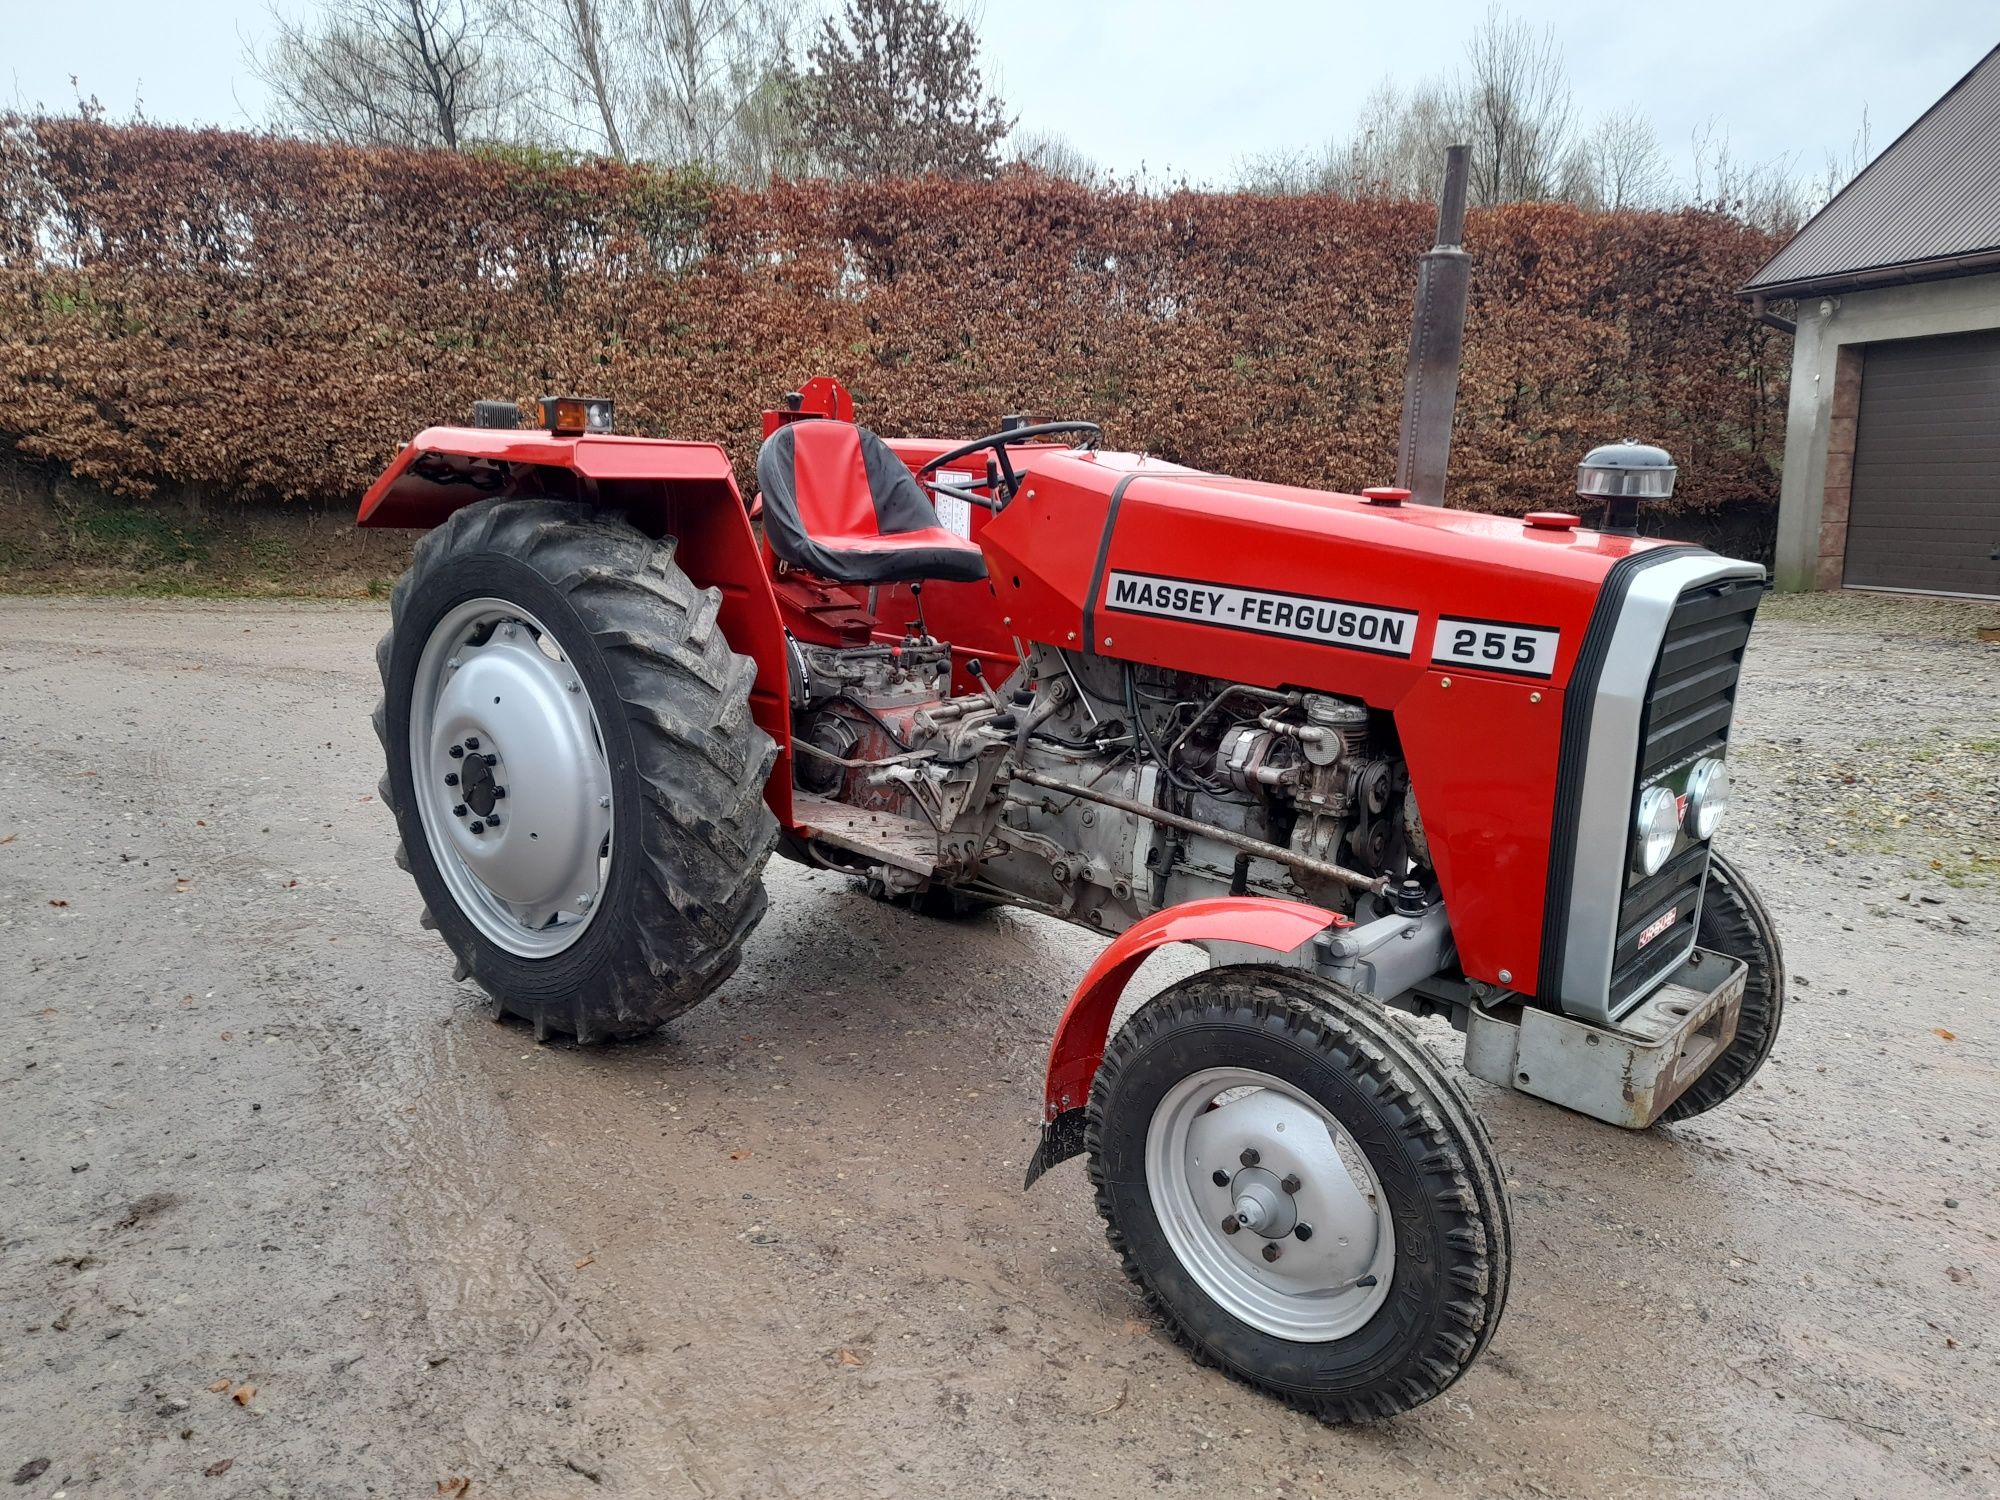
1633 786 1680 876
1684 757 1730 840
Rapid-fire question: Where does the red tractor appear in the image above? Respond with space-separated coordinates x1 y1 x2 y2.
358 379 1782 1421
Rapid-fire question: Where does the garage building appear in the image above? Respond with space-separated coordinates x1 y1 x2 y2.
1745 44 2000 599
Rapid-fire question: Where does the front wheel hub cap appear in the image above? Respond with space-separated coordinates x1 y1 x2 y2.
410 599 614 957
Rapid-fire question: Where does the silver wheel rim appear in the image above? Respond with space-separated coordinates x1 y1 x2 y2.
1145 1066 1395 1342
408 597 614 958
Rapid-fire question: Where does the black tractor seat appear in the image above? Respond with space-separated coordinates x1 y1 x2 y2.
756 420 987 586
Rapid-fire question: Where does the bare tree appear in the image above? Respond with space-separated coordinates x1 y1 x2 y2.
1572 107 1666 210
1289 8 1575 206
507 0 632 157
1690 120 1811 234
252 0 504 150
1013 129 1098 183
1323 80 1457 199
790 0 1012 180
1449 4 1574 205
1815 105 1873 207
629 0 799 177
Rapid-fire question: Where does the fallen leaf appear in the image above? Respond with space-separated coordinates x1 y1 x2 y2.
835 1348 865 1368
12 1458 51 1485
574 1255 595 1270
0 833 16 844
1946 1266 1972 1284
232 1384 256 1405
221 1031 234 1042
195 819 207 826
728 1149 751 1161
1934 1028 1957 1042
204 1458 234 1478
207 1378 232 1392
48 898 68 907
176 878 193 893
437 1479 471 1497
286 878 299 888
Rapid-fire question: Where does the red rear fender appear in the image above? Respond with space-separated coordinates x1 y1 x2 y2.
359 429 796 822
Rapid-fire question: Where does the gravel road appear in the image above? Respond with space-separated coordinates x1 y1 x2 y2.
2 594 1996 1500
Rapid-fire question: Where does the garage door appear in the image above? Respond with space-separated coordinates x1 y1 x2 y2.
1845 328 2000 598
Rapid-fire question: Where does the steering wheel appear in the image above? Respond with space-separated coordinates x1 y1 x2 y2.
916 421 1104 509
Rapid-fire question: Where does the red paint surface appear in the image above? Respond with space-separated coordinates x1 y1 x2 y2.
1039 898 1343 1121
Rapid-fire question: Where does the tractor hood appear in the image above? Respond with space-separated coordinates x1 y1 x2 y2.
975 447 1688 711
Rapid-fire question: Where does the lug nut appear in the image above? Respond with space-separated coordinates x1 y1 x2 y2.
449 744 465 759
464 736 480 750
1261 1243 1281 1263
1212 1169 1230 1187
1239 1148 1260 1168
483 753 498 766
492 785 506 799
486 814 501 828
469 820 485 834
452 804 467 817
1221 1215 1240 1235
444 772 459 787
1295 1223 1314 1242
1281 1173 1301 1194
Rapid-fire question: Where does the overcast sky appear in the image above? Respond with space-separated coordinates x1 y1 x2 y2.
5 0 1992 191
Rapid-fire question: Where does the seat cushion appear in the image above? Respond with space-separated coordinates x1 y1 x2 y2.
757 421 988 585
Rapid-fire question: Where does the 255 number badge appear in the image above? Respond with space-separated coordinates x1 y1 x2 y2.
1430 617 1561 678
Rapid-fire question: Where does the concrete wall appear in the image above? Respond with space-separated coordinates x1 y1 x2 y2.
1772 271 2000 590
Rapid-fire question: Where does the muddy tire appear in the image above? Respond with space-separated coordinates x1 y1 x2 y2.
373 499 777 1042
1657 850 1785 1123
1087 966 1511 1422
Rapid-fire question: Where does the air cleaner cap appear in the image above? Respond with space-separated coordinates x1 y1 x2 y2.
1577 440 1676 502
1524 510 1580 530
1360 486 1410 507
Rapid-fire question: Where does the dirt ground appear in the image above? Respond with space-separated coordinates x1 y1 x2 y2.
2 592 1996 1500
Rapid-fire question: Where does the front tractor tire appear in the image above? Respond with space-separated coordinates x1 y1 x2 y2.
374 500 778 1042
1088 967 1511 1422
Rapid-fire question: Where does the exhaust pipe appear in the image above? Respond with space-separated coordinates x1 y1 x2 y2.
1394 144 1471 507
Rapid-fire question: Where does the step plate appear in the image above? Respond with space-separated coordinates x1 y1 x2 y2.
791 793 942 877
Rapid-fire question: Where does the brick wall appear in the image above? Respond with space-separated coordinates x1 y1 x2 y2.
1815 344 1864 589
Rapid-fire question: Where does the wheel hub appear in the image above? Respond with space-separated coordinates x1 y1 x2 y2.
1146 1067 1396 1342
410 601 614 958
455 744 502 819
1226 1166 1299 1240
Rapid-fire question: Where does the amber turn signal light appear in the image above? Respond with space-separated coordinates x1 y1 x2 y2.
541 396 615 436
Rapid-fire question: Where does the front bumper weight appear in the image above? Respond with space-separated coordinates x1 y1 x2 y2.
1463 946 1748 1128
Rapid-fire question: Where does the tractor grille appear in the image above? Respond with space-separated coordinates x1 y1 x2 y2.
1609 577 1762 1012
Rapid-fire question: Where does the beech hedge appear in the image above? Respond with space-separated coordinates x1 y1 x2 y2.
0 119 1788 517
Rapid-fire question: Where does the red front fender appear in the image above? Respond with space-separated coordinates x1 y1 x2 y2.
1025 897 1344 1186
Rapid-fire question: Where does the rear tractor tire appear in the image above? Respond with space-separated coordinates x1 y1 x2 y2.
373 499 778 1042
1087 966 1512 1422
1657 849 1786 1123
